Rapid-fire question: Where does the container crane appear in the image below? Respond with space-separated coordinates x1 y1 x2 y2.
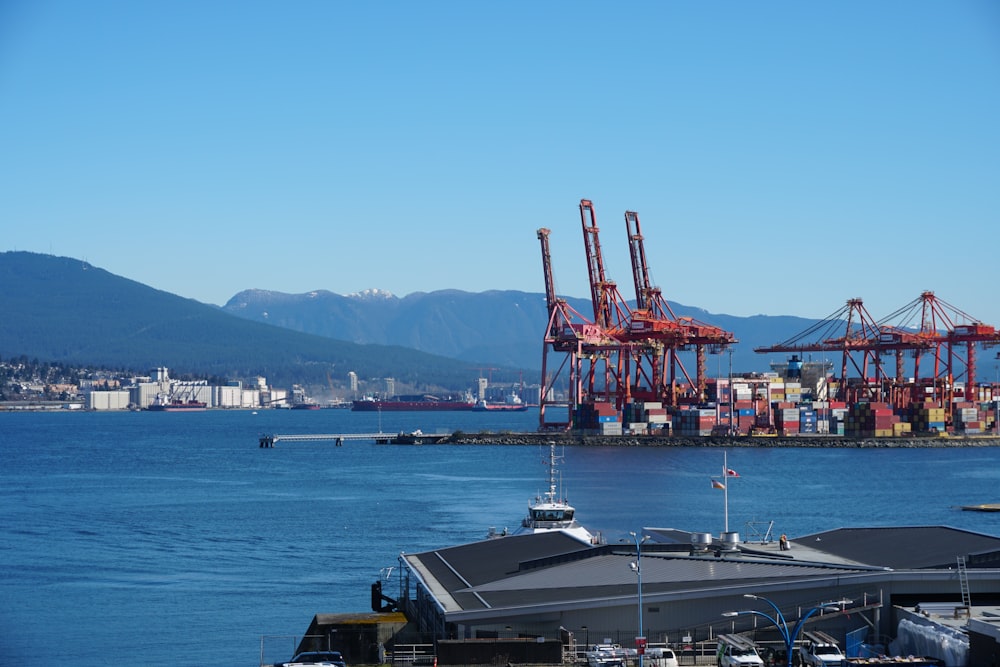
876 291 1000 397
624 209 736 403
754 298 888 402
576 200 636 406
579 199 632 335
536 227 624 430
755 292 1000 409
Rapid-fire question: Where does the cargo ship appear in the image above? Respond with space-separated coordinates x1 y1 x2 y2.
146 399 208 412
351 395 476 412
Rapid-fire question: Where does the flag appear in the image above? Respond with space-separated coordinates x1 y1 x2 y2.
726 468 740 478
711 479 726 490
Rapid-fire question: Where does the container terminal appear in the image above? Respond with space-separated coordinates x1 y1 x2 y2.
534 200 1000 440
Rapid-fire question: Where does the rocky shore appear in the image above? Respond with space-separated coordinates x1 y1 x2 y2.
439 431 1000 448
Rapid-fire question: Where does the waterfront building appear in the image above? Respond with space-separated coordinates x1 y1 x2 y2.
388 526 1000 663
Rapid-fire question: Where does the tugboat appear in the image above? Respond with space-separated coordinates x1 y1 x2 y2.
488 442 603 545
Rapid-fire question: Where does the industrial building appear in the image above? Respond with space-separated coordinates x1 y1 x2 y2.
389 524 1000 665
83 367 287 410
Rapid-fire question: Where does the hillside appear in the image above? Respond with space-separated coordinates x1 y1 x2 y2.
0 252 503 390
223 287 546 370
1 251 828 393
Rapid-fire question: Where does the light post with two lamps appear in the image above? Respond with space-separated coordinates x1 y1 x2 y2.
622 532 651 667
722 594 850 667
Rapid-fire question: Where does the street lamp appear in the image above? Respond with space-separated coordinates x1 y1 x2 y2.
622 532 651 667
722 594 850 667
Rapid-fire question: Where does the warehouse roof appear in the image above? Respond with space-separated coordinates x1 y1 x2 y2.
402 525 1000 617
789 526 1000 570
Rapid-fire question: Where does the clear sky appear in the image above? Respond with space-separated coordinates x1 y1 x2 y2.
2 1 999 326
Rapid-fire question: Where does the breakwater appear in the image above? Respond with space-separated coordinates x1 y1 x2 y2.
441 431 1000 447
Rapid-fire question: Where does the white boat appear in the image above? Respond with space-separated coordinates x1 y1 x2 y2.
489 442 603 545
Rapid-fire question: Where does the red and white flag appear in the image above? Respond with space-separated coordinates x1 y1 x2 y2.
726 468 740 478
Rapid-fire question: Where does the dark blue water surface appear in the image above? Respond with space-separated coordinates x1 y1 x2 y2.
2 409 999 666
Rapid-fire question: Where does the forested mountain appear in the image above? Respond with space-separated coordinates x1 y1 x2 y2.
1 251 823 392
0 252 505 391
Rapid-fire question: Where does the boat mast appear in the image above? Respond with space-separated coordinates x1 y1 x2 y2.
545 442 560 503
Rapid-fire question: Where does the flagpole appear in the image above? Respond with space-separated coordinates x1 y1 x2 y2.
723 451 729 534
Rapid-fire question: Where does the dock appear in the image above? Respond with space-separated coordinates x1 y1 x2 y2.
259 431 445 447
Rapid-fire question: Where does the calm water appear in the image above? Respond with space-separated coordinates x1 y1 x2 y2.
3 409 1000 666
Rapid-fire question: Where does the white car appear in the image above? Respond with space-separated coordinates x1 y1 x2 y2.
717 635 765 667
618 645 679 667
645 647 680 667
800 640 844 667
587 644 626 667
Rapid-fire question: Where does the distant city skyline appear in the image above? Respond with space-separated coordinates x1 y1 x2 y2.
2 2 998 326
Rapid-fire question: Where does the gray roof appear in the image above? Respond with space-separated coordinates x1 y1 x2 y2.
791 526 1000 570
403 531 876 614
403 525 1000 618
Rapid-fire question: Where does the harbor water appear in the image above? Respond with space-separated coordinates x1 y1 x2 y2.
3 409 1000 666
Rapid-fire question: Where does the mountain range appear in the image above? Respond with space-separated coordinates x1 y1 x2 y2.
0 251 820 393
220 287 820 375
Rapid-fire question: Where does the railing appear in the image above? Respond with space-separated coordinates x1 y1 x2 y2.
390 643 436 666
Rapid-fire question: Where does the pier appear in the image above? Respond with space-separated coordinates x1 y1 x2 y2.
259 432 388 447
259 431 446 447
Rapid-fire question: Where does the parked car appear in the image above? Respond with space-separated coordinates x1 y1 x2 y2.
645 647 680 667
717 635 765 667
587 644 626 667
799 637 844 667
277 650 347 667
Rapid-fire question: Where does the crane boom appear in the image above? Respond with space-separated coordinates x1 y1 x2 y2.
537 228 558 315
625 209 679 322
579 199 630 333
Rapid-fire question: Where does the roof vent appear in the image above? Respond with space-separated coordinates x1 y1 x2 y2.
690 532 713 552
721 531 741 551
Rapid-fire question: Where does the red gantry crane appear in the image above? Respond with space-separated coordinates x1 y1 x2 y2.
875 291 1000 402
579 199 632 337
755 291 1000 409
536 227 626 430
754 298 893 403
624 208 736 404
574 199 738 410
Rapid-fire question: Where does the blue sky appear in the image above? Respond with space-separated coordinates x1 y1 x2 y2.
2 1 999 326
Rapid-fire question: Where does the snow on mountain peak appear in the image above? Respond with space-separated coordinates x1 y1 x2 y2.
348 288 395 300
